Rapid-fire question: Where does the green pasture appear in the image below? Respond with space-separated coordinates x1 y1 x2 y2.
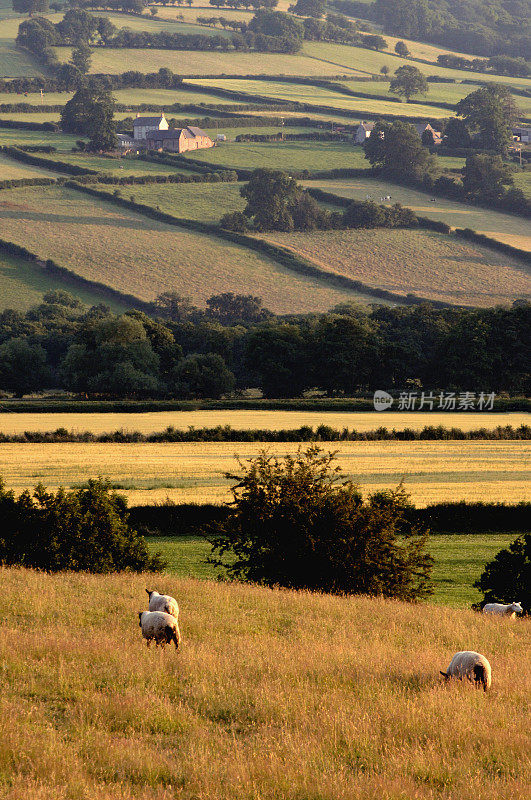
513 171 531 199
0 151 58 178
0 127 80 148
145 533 517 608
304 177 531 250
190 78 450 119
0 36 44 78
180 140 367 171
88 11 232 37
33 151 195 176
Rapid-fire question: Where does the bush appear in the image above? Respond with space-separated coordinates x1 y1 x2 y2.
209 447 433 598
474 534 530 614
0 478 164 573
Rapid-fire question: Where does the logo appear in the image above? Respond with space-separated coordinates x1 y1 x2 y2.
373 390 393 411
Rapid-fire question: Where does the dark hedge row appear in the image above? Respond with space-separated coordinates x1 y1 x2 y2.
2 146 96 176
454 228 531 265
75 170 239 186
2 424 528 444
0 177 57 190
0 118 59 131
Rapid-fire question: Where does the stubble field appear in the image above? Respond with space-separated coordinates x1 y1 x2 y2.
0 568 529 799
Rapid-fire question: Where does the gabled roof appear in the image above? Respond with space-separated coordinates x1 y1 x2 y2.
358 121 375 131
186 126 209 137
133 115 165 126
146 129 184 139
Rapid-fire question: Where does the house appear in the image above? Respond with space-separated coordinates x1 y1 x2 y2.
116 133 136 151
133 113 168 141
414 123 442 144
512 126 530 144
145 126 214 153
354 121 375 144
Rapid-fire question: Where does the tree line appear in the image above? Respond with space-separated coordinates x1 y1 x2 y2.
0 291 528 398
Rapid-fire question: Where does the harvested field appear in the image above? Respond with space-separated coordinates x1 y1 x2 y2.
180 140 367 171
0 440 528 506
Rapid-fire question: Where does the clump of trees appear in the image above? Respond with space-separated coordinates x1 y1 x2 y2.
60 85 116 151
363 120 437 182
389 65 428 102
475 534 530 614
209 447 434 599
0 477 164 572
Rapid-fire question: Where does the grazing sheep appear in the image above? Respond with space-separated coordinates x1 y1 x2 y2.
138 611 180 649
146 589 179 619
440 651 491 692
482 601 523 618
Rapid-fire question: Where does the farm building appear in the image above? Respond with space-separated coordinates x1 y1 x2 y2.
414 123 442 143
145 126 214 153
354 121 375 144
133 113 169 141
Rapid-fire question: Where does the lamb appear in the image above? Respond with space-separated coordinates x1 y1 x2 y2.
440 651 492 692
146 589 179 619
138 611 180 649
482 601 523 618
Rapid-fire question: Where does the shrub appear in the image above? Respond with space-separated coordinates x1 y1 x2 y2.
474 534 530 614
0 478 164 573
210 447 433 598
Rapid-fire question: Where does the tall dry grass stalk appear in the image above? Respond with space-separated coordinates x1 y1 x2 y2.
0 568 529 799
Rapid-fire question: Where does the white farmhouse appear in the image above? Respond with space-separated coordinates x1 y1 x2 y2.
133 113 168 141
354 121 375 144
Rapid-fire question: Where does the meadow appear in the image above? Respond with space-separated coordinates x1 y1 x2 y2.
0 127 80 148
34 151 195 176
261 227 531 307
0 439 528 506
1 410 525 436
0 185 364 312
189 78 451 118
0 151 58 178
305 178 531 250
0 567 529 799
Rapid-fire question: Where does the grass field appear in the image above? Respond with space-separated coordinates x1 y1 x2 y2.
33 151 194 176
0 253 131 313
0 185 367 312
88 11 232 37
0 151 59 178
0 127 80 148
190 78 451 118
1 567 529 799
261 228 531 307
0 440 528 506
146 533 518 608
1 411 526 436
0 87 245 107
53 46 365 77
180 140 367 170
305 178 531 250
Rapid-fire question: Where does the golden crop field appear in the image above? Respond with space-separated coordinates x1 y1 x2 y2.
0 440 528 506
0 410 527 436
261 228 531 307
305 179 531 251
0 185 366 313
1 568 529 799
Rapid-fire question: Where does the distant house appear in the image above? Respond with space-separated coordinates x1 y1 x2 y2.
354 121 375 144
116 133 136 150
145 126 214 153
133 113 168 141
512 126 530 144
414 123 442 144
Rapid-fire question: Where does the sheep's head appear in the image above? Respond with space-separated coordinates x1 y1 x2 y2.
511 602 523 614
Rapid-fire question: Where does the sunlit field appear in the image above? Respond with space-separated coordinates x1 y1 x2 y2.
0 410 527 436
0 568 529 799
0 440 528 506
180 140 368 171
0 151 58 178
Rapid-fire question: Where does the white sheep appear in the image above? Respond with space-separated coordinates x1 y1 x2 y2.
146 589 179 619
138 610 181 649
440 651 492 692
482 601 523 618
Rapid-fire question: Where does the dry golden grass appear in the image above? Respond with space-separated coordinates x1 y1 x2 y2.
261 228 531 307
0 185 361 313
0 567 529 799
0 410 527 436
0 440 528 507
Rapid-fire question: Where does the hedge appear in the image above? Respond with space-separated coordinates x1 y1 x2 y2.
0 177 57 190
454 228 531 264
75 170 239 186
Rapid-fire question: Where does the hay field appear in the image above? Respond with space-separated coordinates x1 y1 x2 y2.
261 228 531 307
0 253 130 313
0 440 528 506
0 568 529 799
190 78 449 118
0 410 527 436
0 151 59 179
53 46 364 76
0 185 365 312
305 178 531 251
34 151 193 176
88 11 232 37
180 140 367 170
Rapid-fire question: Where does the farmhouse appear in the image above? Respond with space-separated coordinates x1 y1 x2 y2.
354 121 375 144
414 123 442 143
146 126 214 153
133 113 168 141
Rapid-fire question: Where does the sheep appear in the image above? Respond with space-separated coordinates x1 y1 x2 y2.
482 601 523 618
146 589 179 619
440 651 492 692
138 611 180 649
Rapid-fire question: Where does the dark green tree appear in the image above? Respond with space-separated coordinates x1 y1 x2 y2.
474 534 530 614
209 447 433 598
394 40 409 56
313 313 379 394
363 120 437 181
456 85 519 154
248 10 304 52
12 0 48 14
70 41 92 75
240 168 300 231
206 293 273 325
56 8 98 43
173 353 235 398
0 337 49 396
389 65 428 102
362 34 387 50
443 117 471 148
244 323 310 397
288 0 324 17
462 153 514 201
61 86 116 151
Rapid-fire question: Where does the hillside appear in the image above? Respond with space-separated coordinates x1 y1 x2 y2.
1 567 529 799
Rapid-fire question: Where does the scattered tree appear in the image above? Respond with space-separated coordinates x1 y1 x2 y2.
474 534 530 614
12 0 49 14
462 153 514 202
456 84 519 154
70 41 92 76
389 65 428 102
209 447 434 598
61 86 116 151
363 119 437 181
206 293 272 325
289 0 324 17
394 39 409 57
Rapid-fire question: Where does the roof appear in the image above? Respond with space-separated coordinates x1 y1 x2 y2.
116 133 134 142
186 126 209 137
146 129 185 140
358 121 375 131
133 115 165 126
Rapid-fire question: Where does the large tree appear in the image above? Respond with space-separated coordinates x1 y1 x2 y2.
363 120 437 181
12 0 48 14
456 84 519 154
462 153 514 201
70 41 92 76
389 65 428 102
240 168 300 231
474 534 530 614
289 0 324 17
60 85 116 151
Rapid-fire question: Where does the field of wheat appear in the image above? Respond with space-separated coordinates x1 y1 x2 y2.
0 185 364 312
0 440 528 506
0 567 529 799
261 228 531 307
0 410 527 436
